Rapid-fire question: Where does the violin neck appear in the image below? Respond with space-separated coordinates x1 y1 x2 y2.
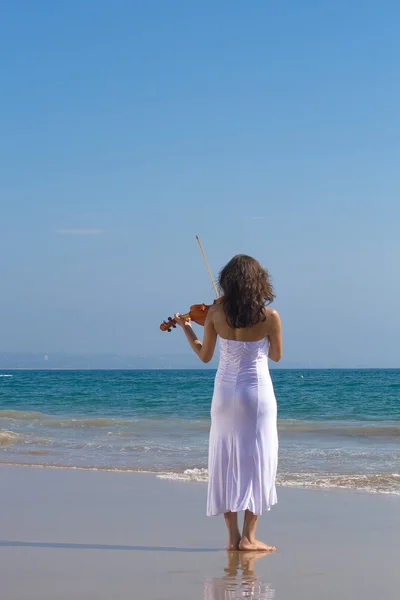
181 312 190 320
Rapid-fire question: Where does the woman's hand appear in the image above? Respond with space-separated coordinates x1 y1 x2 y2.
174 313 192 329
174 308 217 363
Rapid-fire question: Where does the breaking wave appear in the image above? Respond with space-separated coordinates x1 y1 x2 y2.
156 469 400 495
0 431 21 446
0 410 47 420
1 410 399 437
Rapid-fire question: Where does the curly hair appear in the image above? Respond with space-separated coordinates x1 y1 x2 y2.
218 255 275 329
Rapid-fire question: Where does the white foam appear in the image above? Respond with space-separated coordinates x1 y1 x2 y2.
156 468 400 495
157 468 208 482
0 430 21 446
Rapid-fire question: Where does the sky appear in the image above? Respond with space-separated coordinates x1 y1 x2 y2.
1 0 399 368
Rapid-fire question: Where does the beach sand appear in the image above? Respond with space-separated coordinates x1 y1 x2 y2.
0 466 399 599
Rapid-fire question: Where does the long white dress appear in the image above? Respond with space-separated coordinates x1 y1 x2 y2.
207 337 278 517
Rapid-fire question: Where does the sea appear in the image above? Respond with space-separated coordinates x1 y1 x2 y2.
0 369 399 496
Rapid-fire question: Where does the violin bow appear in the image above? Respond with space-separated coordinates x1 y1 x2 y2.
196 235 220 299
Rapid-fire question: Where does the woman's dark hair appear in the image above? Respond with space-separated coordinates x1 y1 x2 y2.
218 255 275 329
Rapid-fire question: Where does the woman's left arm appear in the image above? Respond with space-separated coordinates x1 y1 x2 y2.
174 308 217 363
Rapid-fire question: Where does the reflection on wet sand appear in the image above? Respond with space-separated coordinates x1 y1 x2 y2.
204 551 275 599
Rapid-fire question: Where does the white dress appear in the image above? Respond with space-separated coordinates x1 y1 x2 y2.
207 337 278 517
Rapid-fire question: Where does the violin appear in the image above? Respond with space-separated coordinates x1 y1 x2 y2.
160 300 221 332
160 236 220 333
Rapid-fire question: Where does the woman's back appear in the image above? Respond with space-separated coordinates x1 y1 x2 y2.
212 302 268 340
216 337 271 387
209 303 282 362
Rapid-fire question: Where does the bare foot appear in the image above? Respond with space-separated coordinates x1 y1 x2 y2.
239 536 276 552
226 536 241 551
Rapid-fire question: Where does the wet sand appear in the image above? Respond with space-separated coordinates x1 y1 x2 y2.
0 466 399 599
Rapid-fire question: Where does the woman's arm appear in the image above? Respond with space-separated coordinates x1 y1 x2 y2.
266 309 282 362
174 308 217 363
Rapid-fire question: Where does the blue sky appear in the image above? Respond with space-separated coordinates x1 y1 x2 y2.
1 1 399 367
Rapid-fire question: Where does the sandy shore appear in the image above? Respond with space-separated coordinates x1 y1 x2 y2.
0 466 399 599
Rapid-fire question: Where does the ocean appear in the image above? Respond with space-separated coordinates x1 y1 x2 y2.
0 369 399 495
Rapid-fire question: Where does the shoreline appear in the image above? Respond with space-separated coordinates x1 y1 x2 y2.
0 461 399 497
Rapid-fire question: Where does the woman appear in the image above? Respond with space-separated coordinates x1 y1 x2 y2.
174 254 282 552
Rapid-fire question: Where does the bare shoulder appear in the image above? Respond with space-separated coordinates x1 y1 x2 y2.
263 307 280 319
262 308 281 329
208 301 221 312
206 301 222 322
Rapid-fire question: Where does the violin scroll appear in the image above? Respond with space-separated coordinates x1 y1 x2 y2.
160 316 177 332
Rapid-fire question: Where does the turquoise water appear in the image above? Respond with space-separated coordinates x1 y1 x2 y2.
0 369 399 495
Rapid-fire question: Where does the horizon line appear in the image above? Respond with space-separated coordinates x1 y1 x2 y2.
1 367 399 372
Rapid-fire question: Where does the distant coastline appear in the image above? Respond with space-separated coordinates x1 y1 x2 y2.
1 366 399 372
1 351 398 370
